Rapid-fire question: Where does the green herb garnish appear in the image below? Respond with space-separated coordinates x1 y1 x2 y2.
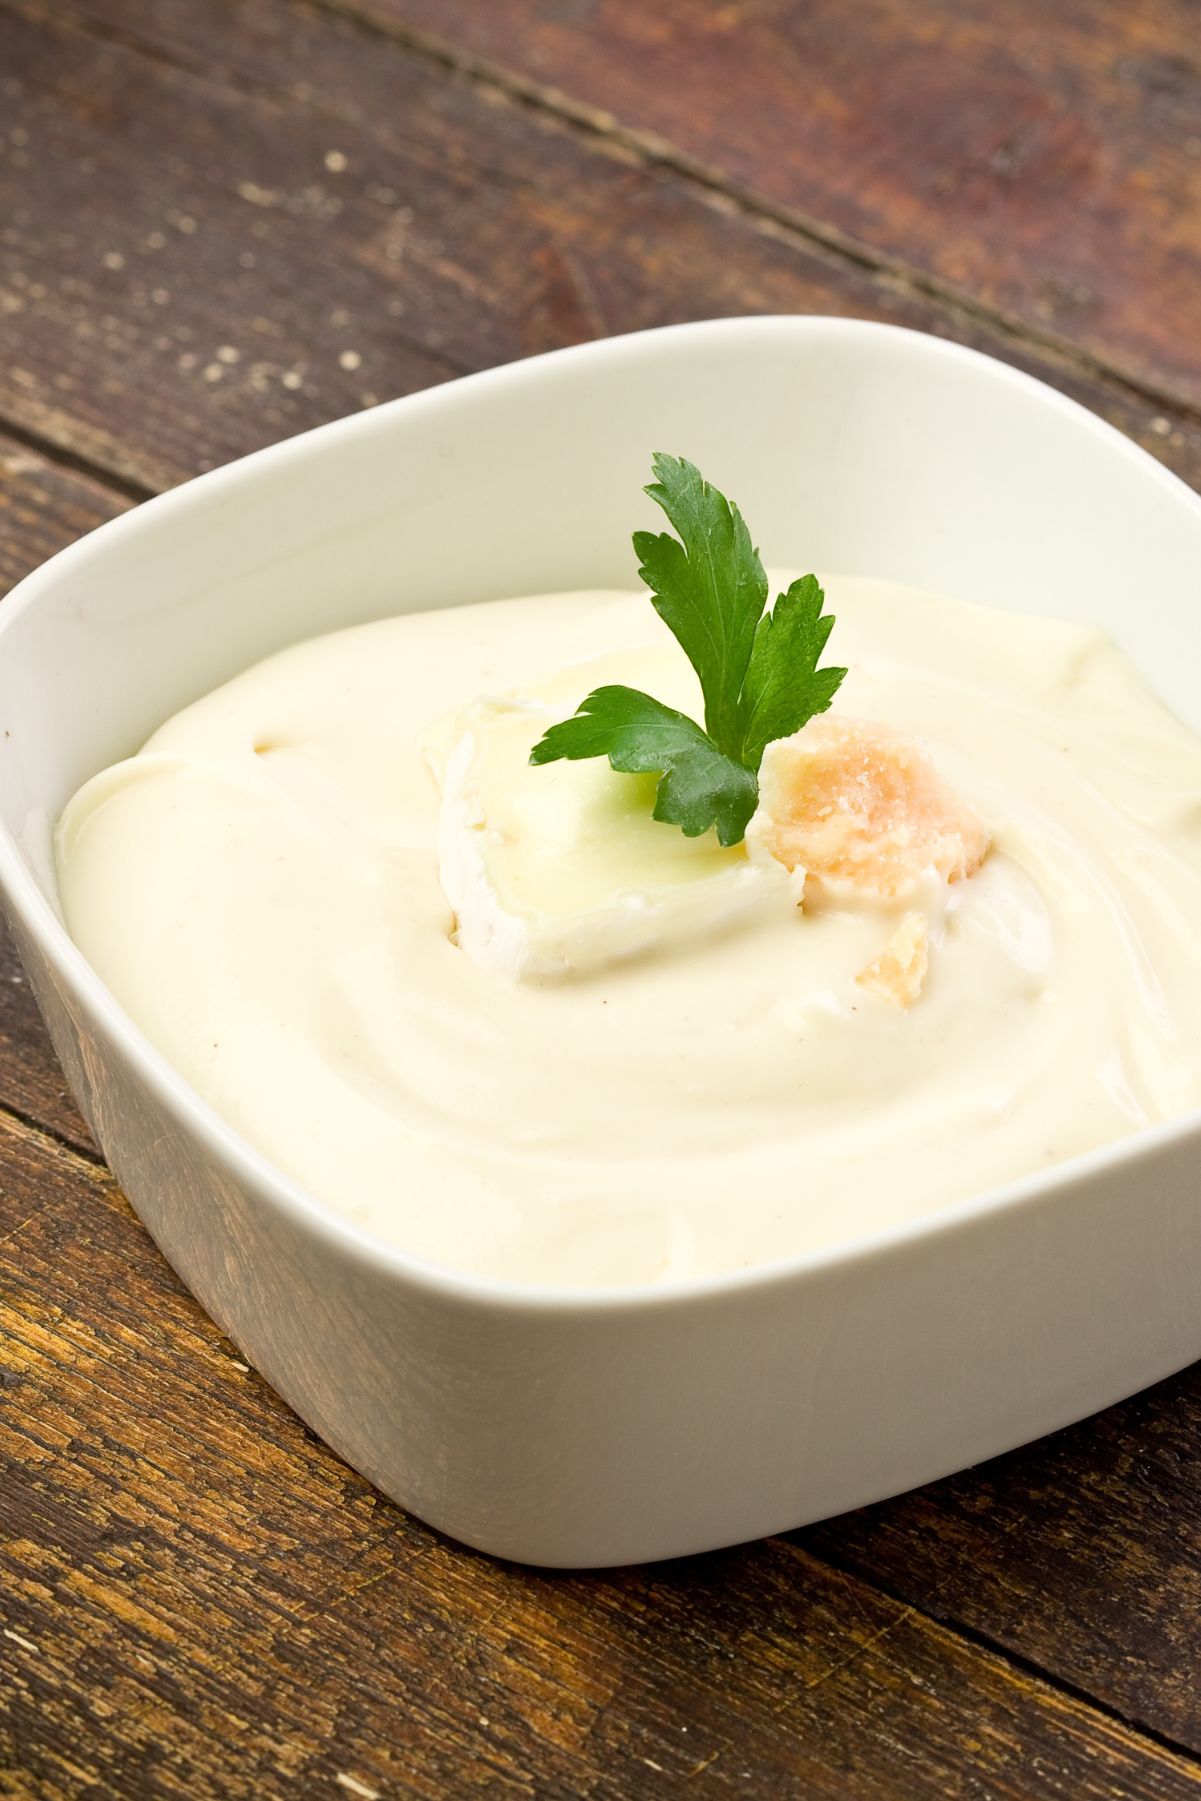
529 454 847 846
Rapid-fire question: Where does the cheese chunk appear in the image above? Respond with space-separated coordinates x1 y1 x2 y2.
429 695 799 982
748 714 990 898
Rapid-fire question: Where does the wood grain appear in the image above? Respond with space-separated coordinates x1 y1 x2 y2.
803 1359 1201 1754
4 1109 1201 1799
1 0 1200 498
337 0 1201 411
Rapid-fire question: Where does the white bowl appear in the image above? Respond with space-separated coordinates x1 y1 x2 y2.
3 317 1201 1568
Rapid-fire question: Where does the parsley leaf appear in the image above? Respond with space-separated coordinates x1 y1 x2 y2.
633 453 767 752
530 455 846 846
737 573 847 772
529 685 759 845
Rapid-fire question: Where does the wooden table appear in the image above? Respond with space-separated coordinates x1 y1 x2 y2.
2 3 1201 1794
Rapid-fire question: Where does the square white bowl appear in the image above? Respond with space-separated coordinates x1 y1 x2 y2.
3 317 1201 1568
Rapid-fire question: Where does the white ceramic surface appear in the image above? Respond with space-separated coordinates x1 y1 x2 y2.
3 317 1201 1568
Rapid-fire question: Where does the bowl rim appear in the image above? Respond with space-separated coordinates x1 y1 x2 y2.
4 312 1201 1316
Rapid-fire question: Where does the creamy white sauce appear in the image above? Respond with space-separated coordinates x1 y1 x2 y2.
55 577 1201 1288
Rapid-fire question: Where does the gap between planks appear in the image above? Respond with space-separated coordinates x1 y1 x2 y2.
0 1095 103 1168
0 415 156 508
789 1536 1201 1778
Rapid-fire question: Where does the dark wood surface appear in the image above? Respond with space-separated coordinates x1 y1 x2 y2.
2 4 1201 1795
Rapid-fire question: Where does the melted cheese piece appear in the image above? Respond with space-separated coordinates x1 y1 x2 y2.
428 688 800 982
54 577 1201 1288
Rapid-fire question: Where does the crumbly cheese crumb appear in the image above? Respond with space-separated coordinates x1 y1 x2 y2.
856 912 930 1008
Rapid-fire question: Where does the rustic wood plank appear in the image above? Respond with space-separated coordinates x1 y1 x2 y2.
0 433 127 595
3 1108 1201 1798
1 0 1200 499
331 0 1201 412
0 917 94 1159
800 1360 1201 1757
0 0 457 493
0 434 123 1150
